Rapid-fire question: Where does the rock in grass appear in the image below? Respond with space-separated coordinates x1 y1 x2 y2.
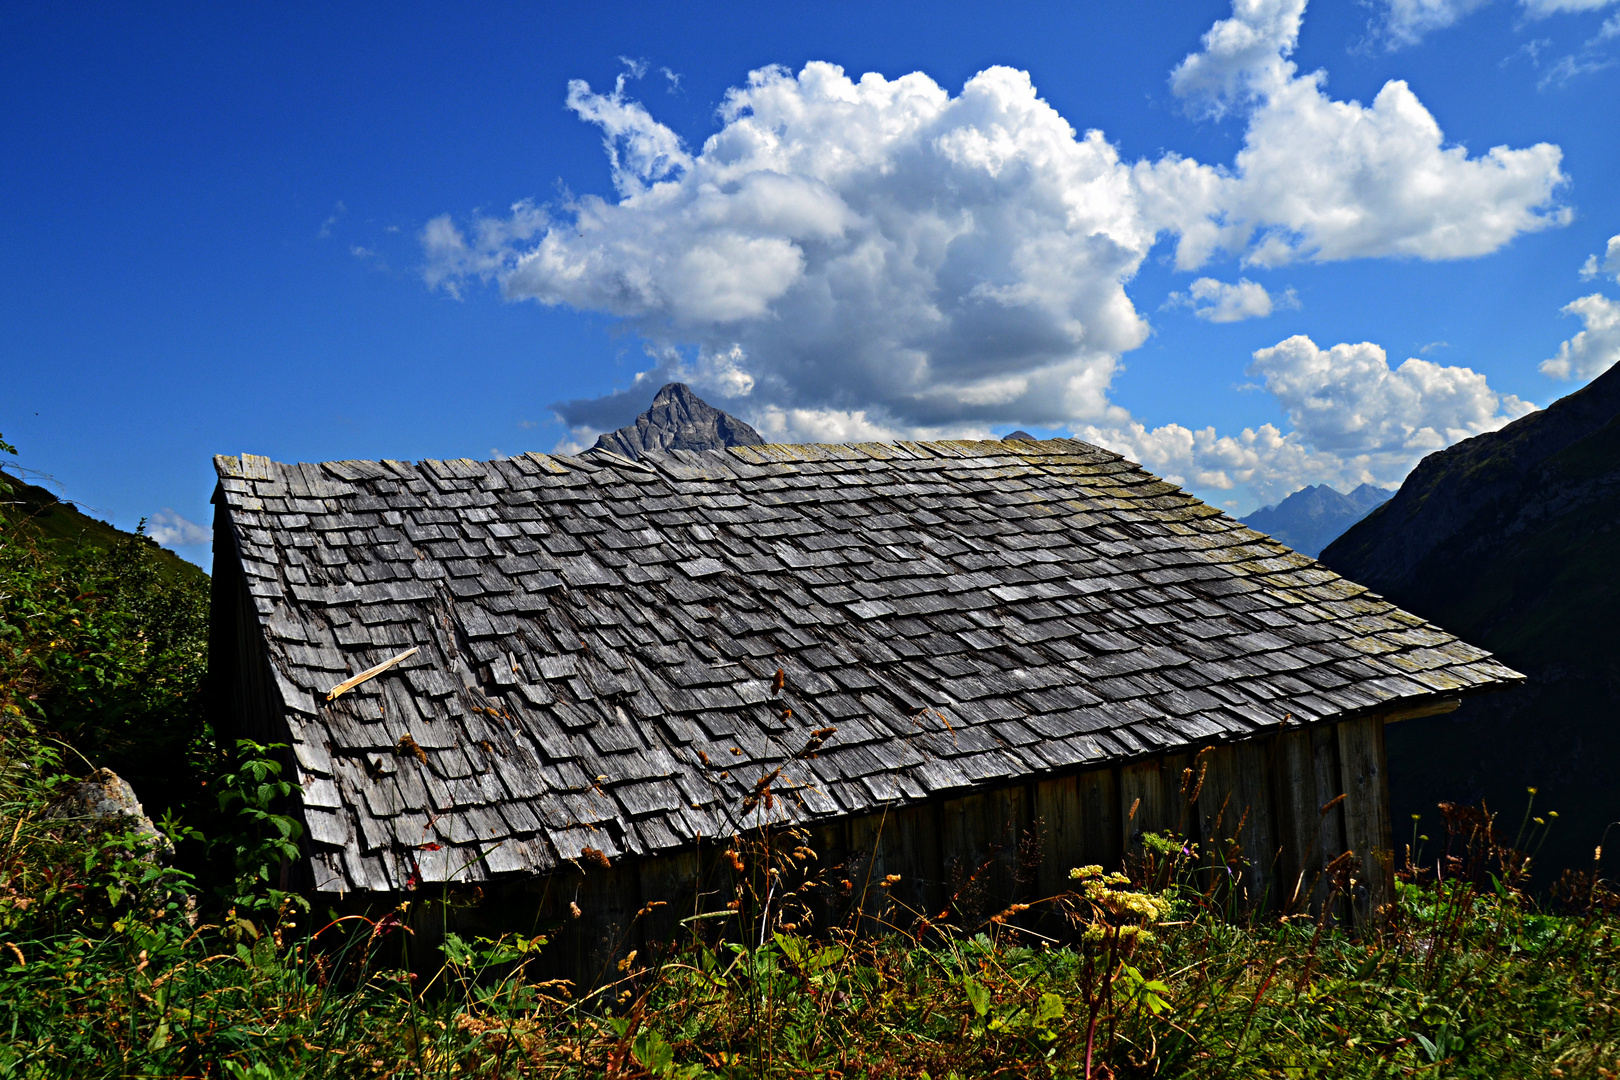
43 767 174 863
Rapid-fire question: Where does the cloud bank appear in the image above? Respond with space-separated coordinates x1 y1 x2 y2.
1082 335 1533 506
1540 293 1620 380
423 0 1564 507
148 509 212 548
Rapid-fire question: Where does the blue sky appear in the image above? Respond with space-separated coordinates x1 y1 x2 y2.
3 0 1619 567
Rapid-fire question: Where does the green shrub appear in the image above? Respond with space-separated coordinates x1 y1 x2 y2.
0 473 211 816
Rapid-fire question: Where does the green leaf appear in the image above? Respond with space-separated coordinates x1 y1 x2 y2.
1033 992 1065 1028
964 975 990 1017
774 932 806 967
441 932 474 967
632 1030 676 1074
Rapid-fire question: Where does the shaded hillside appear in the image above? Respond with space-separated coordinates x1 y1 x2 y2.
1241 482 1392 557
1321 364 1620 876
1 473 206 586
593 382 764 458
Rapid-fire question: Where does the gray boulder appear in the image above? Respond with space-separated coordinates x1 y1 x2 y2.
43 767 174 863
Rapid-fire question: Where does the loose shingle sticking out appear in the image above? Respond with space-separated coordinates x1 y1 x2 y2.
212 438 1520 896
592 383 765 459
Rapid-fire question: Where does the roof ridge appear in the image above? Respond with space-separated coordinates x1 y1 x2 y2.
211 435 1123 484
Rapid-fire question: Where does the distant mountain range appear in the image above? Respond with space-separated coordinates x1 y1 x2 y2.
1322 361 1620 878
1241 483 1394 558
593 383 765 458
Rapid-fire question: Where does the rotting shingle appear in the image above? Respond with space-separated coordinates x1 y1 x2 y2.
211 440 1522 894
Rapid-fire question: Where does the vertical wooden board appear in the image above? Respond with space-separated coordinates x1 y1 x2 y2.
1233 738 1280 910
846 804 938 930
573 863 642 992
939 791 984 867
804 820 851 932
1160 753 1197 838
1338 716 1394 925
636 847 702 952
984 784 1030 913
521 867 587 986
1311 723 1350 925
1035 773 1082 901
1196 741 1278 910
1156 753 1192 837
939 790 997 926
847 808 892 926
806 820 848 879
1270 729 1319 914
1076 767 1121 871
1119 759 1175 856
888 801 943 925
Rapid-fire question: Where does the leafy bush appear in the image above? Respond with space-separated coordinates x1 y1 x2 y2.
208 739 308 917
0 463 211 815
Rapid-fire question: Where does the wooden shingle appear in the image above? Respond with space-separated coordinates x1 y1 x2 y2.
210 438 1522 894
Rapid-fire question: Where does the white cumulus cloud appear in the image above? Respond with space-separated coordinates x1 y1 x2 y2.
1147 0 1569 269
1167 277 1296 322
1083 335 1535 505
423 0 1566 506
1247 335 1534 455
1378 0 1494 47
488 61 1158 436
147 509 212 548
1540 293 1620 380
1169 0 1307 114
1580 233 1620 281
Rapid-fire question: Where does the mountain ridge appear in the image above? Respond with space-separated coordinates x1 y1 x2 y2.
1321 362 1620 877
1241 482 1394 558
592 383 765 459
1 473 205 584
1324 367 1620 595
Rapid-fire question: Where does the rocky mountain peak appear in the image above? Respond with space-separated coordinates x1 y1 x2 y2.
1240 482 1394 558
592 383 766 459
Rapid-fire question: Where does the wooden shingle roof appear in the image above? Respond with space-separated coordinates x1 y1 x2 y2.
212 438 1521 894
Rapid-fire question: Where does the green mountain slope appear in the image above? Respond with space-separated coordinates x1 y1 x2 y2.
2 474 207 586
1321 366 1620 878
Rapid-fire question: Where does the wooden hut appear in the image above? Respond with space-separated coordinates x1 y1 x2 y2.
207 438 1519 978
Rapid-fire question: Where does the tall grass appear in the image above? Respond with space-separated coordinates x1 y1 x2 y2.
4 700 1617 1079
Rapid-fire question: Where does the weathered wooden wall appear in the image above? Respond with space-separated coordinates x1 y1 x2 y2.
208 502 286 748
379 713 1394 991
209 500 311 893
